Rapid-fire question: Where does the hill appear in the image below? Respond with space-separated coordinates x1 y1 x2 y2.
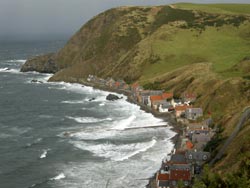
21 3 250 185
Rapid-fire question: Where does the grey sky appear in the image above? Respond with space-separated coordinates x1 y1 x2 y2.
0 0 249 41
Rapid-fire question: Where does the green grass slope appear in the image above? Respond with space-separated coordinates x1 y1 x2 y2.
174 3 250 15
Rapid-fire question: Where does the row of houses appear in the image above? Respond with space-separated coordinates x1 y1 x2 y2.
156 149 211 188
130 83 203 121
87 75 130 90
87 76 203 121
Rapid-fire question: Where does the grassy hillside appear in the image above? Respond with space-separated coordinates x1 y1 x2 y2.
21 3 250 182
174 3 250 15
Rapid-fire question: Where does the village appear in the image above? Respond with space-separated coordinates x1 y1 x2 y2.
87 75 216 188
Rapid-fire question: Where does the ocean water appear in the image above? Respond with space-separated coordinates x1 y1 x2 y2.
0 41 176 188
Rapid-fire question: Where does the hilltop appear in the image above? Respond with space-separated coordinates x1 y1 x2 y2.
21 3 250 186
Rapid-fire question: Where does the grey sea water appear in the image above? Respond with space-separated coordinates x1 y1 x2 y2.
0 41 175 188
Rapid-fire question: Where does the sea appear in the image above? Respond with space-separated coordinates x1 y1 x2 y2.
0 40 176 188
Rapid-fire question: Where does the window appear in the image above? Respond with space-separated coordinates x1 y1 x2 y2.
189 154 192 160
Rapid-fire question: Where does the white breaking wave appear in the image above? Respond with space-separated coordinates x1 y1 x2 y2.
61 100 84 104
72 138 157 161
40 149 49 159
66 116 112 124
0 67 20 73
50 173 66 181
111 115 137 130
99 102 105 106
6 59 26 63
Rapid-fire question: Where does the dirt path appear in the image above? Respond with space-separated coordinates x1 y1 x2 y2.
210 107 250 165
169 4 176 9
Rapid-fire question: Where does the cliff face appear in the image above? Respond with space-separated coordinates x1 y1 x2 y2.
21 3 250 178
20 53 58 73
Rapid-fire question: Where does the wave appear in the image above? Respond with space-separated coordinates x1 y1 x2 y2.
61 100 84 104
40 149 50 159
6 59 26 63
50 173 66 180
0 67 20 73
99 102 105 106
111 115 136 130
25 138 43 148
72 138 157 161
66 116 112 124
27 172 65 188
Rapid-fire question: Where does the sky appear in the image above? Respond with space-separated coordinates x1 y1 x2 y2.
0 0 249 41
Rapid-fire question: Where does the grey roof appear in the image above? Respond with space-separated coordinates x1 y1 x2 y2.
186 108 203 114
185 151 211 162
140 90 163 96
158 180 170 187
192 134 211 143
170 154 187 163
168 164 192 171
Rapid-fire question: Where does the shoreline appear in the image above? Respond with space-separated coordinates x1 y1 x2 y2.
59 79 182 188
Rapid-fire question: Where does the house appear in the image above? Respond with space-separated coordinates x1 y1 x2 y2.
185 108 203 120
106 78 115 88
131 83 143 99
186 140 194 150
138 90 163 106
175 105 189 118
156 173 170 188
169 151 187 164
173 99 183 107
150 92 174 111
114 81 121 88
115 79 127 89
182 93 196 103
157 166 192 188
150 95 165 110
169 169 192 187
162 92 173 100
159 102 174 113
192 133 211 144
185 151 211 163
164 162 192 172
87 74 96 82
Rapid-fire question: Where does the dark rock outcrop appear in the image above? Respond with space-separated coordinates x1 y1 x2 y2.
21 53 58 73
31 79 43 84
106 94 120 101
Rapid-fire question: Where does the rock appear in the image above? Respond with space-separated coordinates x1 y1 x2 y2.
31 79 38 83
21 53 58 73
106 94 121 101
88 97 96 101
31 79 43 83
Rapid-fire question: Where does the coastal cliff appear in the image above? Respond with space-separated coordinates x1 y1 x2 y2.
21 3 250 185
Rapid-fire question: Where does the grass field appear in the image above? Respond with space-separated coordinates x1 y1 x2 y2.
174 3 250 15
139 21 250 82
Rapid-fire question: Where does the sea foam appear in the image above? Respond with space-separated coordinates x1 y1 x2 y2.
66 116 112 124
50 173 66 180
72 138 157 161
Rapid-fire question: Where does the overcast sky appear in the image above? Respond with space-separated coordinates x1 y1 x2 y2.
0 0 249 41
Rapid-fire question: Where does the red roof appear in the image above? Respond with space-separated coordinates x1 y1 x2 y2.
157 173 169 181
162 92 173 99
150 95 163 102
115 82 120 87
175 105 189 111
186 141 194 149
131 83 139 89
170 170 191 181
